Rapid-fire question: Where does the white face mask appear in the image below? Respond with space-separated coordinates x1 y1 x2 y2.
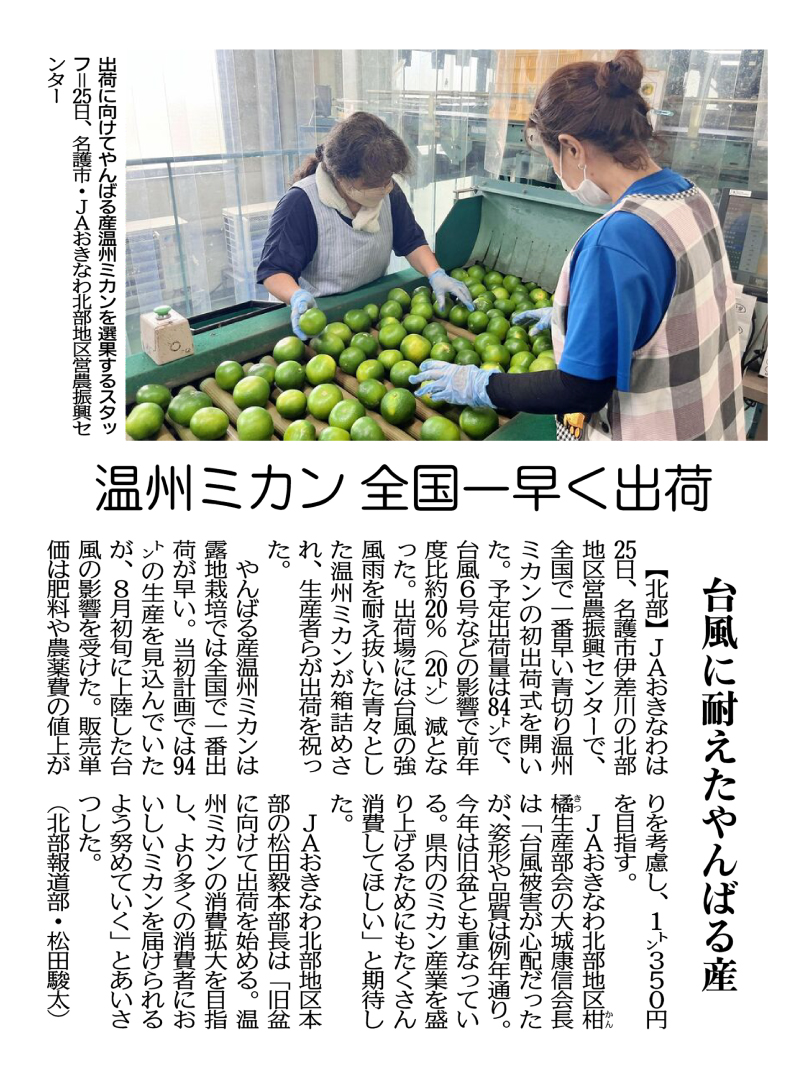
341 180 392 208
555 144 613 208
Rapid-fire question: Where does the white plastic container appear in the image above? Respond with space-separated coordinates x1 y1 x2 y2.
140 306 194 365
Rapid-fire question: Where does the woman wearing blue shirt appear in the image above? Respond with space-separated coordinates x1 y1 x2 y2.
256 111 473 340
413 51 745 441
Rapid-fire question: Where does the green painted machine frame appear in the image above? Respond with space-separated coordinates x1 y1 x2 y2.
126 177 603 440
435 177 604 291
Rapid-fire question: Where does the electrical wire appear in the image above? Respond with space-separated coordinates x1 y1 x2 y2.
741 314 768 373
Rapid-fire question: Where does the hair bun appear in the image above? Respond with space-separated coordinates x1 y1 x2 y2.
596 50 643 98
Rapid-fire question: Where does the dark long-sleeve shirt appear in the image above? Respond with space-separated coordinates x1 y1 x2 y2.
256 182 427 284
487 369 615 414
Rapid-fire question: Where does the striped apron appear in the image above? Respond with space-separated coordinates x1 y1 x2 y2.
293 173 394 298
551 184 746 441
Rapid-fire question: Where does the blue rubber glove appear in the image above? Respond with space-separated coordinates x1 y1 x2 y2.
290 288 316 340
512 306 553 334
428 268 475 313
410 360 499 408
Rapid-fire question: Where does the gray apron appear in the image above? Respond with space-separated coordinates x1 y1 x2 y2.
293 173 394 297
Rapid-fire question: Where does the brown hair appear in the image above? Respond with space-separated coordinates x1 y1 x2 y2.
292 111 412 186
526 50 657 169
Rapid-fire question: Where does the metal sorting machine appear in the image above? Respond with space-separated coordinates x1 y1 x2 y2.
126 179 606 441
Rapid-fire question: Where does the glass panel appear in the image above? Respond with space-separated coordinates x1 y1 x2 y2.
126 49 768 353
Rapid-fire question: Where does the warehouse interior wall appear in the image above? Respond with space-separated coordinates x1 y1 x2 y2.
125 49 768 355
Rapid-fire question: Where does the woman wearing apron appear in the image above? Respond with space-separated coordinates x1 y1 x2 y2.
256 111 473 340
411 51 745 441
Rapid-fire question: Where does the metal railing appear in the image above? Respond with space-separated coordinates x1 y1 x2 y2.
126 149 305 316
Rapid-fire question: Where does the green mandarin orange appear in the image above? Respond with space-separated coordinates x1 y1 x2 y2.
474 332 501 355
317 426 351 441
389 360 418 389
506 338 531 357
233 375 271 409
506 326 529 343
459 406 499 440
357 359 386 383
451 336 473 352
483 343 511 368
416 381 447 411
274 361 306 391
248 363 276 386
307 383 343 420
467 310 489 334
430 341 456 363
339 347 368 376
350 332 378 358
400 334 431 364
305 354 337 385
378 349 405 373
387 288 411 310
273 335 306 363
350 416 385 441
190 406 229 440
126 402 164 440
357 378 387 410
380 388 416 427
343 309 372 333
403 313 427 334
237 407 274 440
420 415 460 441
410 300 434 322
215 361 245 391
328 399 365 431
380 299 404 320
167 391 212 427
310 333 345 359
423 322 448 344
135 384 171 410
283 419 316 441
324 321 352 345
486 316 510 340
378 321 407 350
455 350 481 366
298 308 326 337
275 389 307 419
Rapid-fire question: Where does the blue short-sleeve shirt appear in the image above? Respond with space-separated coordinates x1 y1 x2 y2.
556 168 691 390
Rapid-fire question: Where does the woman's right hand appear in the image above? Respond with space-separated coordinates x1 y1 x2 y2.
290 288 317 340
512 307 553 334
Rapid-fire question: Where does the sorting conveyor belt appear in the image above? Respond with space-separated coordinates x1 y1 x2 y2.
127 178 604 441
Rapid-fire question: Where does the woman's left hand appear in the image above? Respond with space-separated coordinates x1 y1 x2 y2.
428 268 475 312
410 360 498 408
